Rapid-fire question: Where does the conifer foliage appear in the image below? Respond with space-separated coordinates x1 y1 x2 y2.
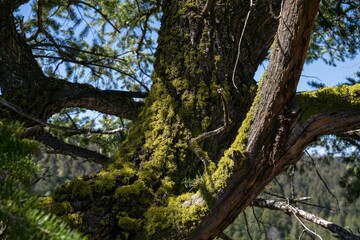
0 121 86 240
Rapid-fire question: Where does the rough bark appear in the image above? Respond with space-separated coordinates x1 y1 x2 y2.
1 0 360 239
192 1 322 238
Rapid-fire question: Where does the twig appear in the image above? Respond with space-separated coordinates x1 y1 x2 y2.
201 0 215 16
305 149 340 211
231 1 254 89
189 89 229 165
243 212 254 240
290 205 323 240
252 206 268 237
269 0 284 19
263 191 334 211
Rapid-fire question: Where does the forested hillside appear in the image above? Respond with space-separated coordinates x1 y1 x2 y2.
225 154 360 239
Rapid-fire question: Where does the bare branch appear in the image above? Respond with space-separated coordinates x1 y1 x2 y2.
218 232 233 240
243 212 254 240
305 149 340 210
0 97 125 136
47 80 147 120
253 198 360 240
36 132 109 165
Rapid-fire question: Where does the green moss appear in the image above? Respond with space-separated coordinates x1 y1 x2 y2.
297 84 360 122
199 76 260 197
114 180 146 200
156 176 175 197
201 116 211 131
118 216 142 231
92 165 136 194
71 178 93 200
144 193 208 239
42 197 74 215
66 213 82 227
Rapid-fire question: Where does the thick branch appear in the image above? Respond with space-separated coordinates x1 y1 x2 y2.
287 84 360 151
35 132 109 165
192 1 321 238
0 6 146 122
47 79 147 120
253 198 360 240
246 0 321 154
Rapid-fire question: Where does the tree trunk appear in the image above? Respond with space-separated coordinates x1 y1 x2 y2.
2 0 360 239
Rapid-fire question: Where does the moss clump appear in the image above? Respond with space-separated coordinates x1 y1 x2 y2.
41 197 74 215
92 165 136 194
297 84 360 122
54 178 93 202
113 179 146 200
144 193 208 239
71 178 93 200
198 77 259 197
66 213 83 227
118 215 142 231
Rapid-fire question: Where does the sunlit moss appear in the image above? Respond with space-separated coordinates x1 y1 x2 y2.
297 84 360 122
113 180 146 200
118 215 142 231
144 193 208 239
66 213 83 227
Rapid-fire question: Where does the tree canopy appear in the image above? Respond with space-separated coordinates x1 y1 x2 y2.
1 0 360 239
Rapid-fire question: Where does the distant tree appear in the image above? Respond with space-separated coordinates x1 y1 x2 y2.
1 0 359 239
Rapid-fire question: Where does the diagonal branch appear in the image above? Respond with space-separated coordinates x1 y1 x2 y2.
35 132 109 165
0 96 111 165
246 0 321 155
192 1 321 238
253 198 360 240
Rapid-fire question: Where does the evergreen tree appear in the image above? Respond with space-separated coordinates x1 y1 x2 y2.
0 0 359 239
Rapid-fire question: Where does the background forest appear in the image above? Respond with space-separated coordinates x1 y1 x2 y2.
32 147 360 239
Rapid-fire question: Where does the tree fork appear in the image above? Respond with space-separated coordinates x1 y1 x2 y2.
191 1 321 238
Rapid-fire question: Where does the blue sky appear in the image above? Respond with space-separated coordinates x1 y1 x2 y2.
298 55 360 91
254 54 360 92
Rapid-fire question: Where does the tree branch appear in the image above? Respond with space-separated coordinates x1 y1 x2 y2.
288 84 360 152
192 1 321 238
46 79 148 120
35 132 109 165
0 97 125 136
253 198 360 240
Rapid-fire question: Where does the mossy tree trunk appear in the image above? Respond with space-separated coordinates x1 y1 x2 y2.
2 0 360 239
